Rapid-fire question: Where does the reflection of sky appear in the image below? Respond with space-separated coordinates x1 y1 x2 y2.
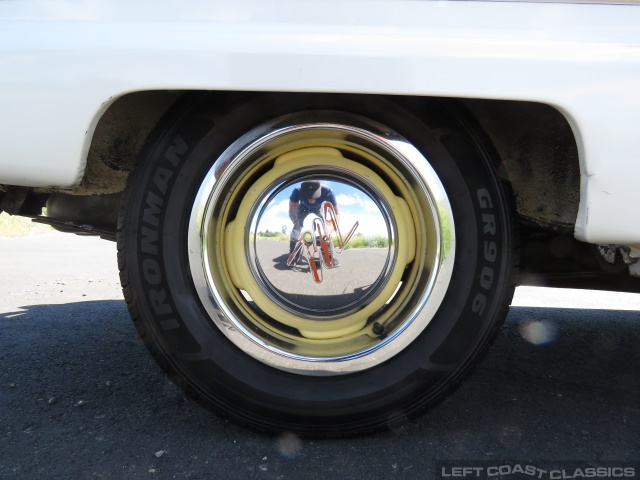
254 181 388 236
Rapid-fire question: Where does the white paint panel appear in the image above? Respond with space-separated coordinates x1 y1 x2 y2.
0 0 639 242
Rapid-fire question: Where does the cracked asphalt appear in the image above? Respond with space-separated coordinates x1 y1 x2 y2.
0 233 638 479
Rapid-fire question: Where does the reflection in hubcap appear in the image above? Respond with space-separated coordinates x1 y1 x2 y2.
251 178 395 318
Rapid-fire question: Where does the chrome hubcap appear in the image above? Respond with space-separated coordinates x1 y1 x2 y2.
188 112 455 375
250 172 395 319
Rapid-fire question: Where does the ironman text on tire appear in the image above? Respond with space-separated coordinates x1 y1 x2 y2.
118 93 516 436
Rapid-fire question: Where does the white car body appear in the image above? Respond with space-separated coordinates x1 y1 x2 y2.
0 0 639 246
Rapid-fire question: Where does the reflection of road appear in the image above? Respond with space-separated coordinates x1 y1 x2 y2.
255 238 388 298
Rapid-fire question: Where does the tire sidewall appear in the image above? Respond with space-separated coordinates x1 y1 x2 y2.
121 93 514 432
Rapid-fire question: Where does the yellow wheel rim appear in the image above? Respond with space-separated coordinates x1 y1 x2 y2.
188 111 455 374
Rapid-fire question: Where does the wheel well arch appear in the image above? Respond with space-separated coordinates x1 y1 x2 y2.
78 91 580 232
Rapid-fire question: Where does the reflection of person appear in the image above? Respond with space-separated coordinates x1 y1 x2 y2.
289 180 339 253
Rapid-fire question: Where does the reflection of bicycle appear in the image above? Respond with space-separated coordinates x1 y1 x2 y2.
286 202 357 283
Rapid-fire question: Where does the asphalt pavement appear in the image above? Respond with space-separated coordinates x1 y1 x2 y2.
0 232 638 479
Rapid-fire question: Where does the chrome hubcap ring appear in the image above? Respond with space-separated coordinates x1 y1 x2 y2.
187 112 455 375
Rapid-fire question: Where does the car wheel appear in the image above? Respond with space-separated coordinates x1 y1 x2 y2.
118 93 516 436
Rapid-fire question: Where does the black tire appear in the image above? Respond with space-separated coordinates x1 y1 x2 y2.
118 93 516 436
